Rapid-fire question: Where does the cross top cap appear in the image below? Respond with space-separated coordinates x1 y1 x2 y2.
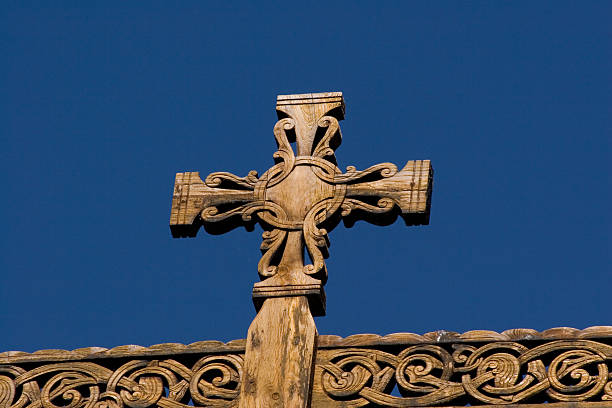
170 91 433 315
275 92 345 157
276 92 344 115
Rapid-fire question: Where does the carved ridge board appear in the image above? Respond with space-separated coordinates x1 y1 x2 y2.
317 326 612 348
313 338 612 407
3 326 612 364
3 329 612 408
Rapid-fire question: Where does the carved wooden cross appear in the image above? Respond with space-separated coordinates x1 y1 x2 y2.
169 92 433 408
6 92 612 408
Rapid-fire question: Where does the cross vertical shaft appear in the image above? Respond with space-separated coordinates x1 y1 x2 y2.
169 91 433 408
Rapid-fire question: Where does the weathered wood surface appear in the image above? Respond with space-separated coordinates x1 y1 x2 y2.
169 92 433 315
168 91 433 407
313 340 612 406
240 296 317 408
6 327 612 364
3 327 612 407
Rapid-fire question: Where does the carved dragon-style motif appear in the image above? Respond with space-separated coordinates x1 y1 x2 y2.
169 92 433 315
4 331 612 408
0 355 244 408
317 340 612 407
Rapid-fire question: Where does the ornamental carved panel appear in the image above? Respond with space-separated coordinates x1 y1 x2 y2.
3 327 612 408
314 340 612 406
0 343 245 408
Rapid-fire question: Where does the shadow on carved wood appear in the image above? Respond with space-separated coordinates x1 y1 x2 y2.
3 328 612 408
315 340 612 406
169 92 433 316
0 354 244 408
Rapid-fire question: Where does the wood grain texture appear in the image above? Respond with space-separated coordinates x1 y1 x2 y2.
167 91 434 406
169 92 433 314
3 329 612 408
312 339 612 407
5 327 612 364
239 296 317 408
0 352 245 408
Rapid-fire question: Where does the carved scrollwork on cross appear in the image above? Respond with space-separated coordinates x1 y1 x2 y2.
318 340 612 406
0 355 244 408
169 92 433 315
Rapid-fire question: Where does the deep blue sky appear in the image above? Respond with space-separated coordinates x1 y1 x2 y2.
2 2 610 353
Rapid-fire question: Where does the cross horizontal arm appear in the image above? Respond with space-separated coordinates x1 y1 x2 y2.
342 159 433 226
170 171 256 238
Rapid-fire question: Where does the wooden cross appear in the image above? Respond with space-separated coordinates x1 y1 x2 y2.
6 92 612 408
169 92 433 408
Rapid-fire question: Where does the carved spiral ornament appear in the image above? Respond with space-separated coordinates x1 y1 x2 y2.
4 331 612 408
0 355 243 408
319 340 612 406
170 95 432 319
197 115 410 284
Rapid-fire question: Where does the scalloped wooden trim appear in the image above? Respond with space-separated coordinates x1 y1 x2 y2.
0 339 247 364
317 326 612 348
3 326 611 364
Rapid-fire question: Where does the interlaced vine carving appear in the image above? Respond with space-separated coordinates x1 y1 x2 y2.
4 330 612 408
318 340 612 406
170 93 433 311
0 354 243 408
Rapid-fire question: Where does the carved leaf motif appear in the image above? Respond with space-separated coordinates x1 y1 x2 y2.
303 199 333 280
312 116 341 159
335 163 398 184
205 171 259 189
340 198 396 218
268 118 296 187
257 229 287 278
200 201 266 223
